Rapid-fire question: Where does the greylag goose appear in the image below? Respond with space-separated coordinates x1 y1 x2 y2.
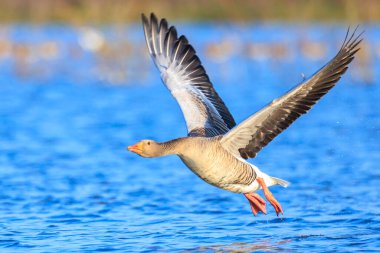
128 13 362 216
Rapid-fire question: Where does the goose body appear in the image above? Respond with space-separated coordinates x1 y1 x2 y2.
128 13 362 216
169 137 262 193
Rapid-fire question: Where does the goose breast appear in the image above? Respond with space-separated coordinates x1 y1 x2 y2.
178 138 256 191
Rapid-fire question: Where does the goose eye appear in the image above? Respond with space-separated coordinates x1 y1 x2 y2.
147 141 151 145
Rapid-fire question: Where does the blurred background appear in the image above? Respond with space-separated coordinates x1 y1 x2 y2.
1 0 380 22
0 0 378 85
0 1 379 252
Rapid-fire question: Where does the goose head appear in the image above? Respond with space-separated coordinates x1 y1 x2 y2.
128 140 161 158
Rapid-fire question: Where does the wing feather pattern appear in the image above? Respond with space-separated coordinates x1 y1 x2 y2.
142 13 236 137
221 28 363 159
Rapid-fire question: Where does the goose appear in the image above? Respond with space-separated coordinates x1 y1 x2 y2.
128 13 362 216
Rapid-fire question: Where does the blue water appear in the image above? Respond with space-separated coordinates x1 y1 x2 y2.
0 23 380 252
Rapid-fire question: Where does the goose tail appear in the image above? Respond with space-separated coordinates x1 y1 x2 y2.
271 177 290 188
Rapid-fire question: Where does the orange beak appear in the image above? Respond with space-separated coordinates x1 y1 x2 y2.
127 142 143 155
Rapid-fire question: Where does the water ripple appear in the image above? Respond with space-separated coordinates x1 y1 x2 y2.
0 24 379 252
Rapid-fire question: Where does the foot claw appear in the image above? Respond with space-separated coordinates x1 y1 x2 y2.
256 177 284 216
250 203 258 216
269 194 284 216
244 193 267 216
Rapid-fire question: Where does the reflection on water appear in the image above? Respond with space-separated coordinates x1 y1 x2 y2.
184 240 292 252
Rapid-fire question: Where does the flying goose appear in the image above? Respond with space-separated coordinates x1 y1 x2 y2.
128 13 362 216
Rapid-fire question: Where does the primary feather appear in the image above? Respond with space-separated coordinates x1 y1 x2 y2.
142 13 236 137
220 28 362 159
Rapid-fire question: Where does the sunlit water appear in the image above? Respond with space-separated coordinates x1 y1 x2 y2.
0 24 379 252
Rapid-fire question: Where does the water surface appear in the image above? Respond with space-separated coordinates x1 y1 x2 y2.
0 23 379 252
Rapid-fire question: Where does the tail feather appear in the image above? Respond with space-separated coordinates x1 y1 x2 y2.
271 177 290 188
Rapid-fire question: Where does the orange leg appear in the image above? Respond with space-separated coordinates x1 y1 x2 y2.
257 177 284 216
244 192 267 216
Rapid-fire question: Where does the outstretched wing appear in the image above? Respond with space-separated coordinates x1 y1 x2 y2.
221 28 362 159
142 13 236 137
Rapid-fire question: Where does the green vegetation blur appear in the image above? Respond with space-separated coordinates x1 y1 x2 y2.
0 0 378 23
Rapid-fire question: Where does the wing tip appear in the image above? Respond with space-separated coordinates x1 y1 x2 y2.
341 25 364 52
141 13 148 28
150 12 158 25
